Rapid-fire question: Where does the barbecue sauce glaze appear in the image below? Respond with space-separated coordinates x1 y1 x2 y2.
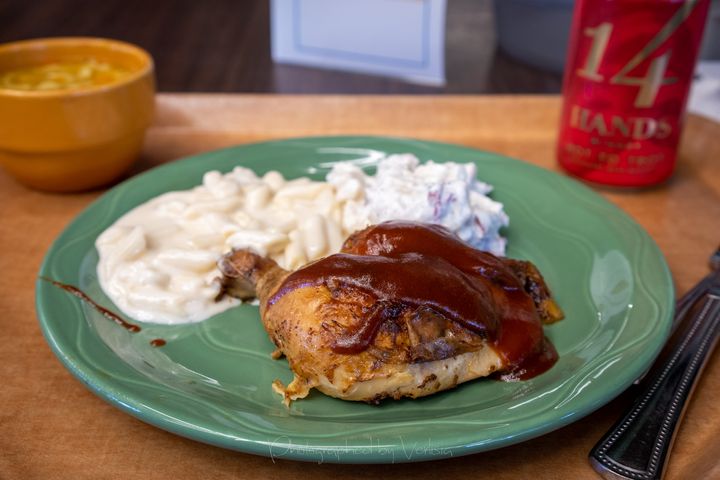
269 221 558 380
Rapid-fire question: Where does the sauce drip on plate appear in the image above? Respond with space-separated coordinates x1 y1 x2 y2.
40 277 141 333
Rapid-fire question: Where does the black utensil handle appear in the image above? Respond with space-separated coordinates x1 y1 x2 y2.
589 286 720 480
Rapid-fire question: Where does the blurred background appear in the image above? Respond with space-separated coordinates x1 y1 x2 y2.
0 0 718 94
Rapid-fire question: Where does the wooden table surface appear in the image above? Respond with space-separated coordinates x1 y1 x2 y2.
1 94 719 480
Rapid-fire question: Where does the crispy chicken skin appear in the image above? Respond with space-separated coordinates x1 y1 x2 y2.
218 221 562 404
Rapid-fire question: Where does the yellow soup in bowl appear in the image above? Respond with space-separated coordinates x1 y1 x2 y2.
0 58 132 91
0 37 155 192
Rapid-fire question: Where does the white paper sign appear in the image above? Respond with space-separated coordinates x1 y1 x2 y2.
689 61 720 123
271 0 447 86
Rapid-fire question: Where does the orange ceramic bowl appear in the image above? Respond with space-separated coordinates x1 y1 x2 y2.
0 37 155 192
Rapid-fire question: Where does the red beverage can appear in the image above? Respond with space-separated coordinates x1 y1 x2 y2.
557 0 711 187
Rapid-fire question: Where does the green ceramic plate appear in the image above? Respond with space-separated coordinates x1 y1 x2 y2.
36 136 674 464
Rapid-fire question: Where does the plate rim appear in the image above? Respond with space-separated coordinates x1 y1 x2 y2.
35 135 675 463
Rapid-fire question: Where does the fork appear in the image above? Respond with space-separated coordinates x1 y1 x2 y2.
589 246 720 480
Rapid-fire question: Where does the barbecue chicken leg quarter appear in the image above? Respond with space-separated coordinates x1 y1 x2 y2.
218 221 563 404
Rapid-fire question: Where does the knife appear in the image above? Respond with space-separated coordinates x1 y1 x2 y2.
589 246 720 480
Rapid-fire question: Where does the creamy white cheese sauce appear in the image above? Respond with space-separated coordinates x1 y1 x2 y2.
96 154 509 325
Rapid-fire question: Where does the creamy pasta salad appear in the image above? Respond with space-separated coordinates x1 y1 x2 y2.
96 154 509 324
